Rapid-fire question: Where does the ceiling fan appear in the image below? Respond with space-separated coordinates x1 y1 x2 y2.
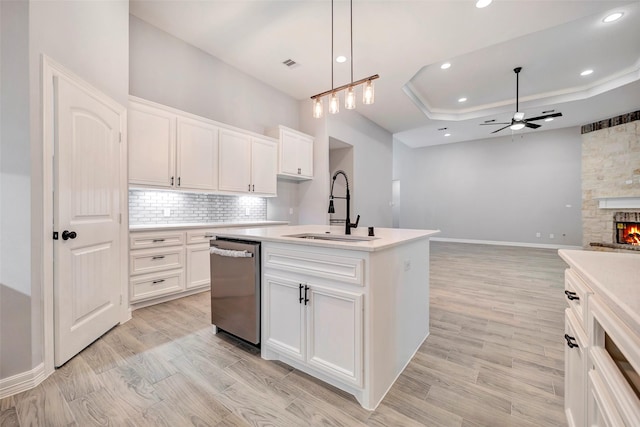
481 67 562 134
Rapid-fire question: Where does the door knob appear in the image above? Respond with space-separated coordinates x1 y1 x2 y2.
62 230 77 240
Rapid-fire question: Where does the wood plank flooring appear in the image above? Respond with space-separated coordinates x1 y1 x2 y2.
0 242 568 426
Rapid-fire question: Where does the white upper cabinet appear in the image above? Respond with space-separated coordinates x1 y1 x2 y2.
219 128 252 193
129 102 176 188
128 97 277 196
251 136 278 195
268 125 314 180
176 117 219 191
219 129 278 196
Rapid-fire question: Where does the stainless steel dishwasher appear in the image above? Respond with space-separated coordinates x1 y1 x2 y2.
210 238 261 345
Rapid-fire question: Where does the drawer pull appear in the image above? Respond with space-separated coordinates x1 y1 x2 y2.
151 279 165 285
205 234 215 238
564 290 580 301
564 334 579 349
152 239 166 243
151 256 165 260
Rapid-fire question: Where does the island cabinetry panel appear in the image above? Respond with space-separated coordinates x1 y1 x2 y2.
559 250 640 427
263 274 363 387
263 245 364 387
267 125 313 180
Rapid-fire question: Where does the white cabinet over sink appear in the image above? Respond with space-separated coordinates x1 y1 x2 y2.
128 96 277 196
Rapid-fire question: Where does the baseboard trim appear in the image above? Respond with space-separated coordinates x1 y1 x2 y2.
431 237 582 250
0 363 47 399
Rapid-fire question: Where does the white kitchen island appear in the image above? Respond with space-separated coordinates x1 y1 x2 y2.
213 224 440 410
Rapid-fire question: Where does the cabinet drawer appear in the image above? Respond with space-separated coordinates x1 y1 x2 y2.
130 231 185 249
264 247 364 286
565 268 591 330
186 229 219 245
130 246 184 276
131 270 184 301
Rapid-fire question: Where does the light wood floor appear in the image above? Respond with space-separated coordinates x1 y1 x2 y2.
0 242 568 426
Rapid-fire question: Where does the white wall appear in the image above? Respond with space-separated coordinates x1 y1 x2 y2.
328 110 393 228
1 0 32 380
1 0 129 382
393 127 583 246
129 15 299 135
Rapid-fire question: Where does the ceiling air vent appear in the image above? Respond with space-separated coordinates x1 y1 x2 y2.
282 59 299 69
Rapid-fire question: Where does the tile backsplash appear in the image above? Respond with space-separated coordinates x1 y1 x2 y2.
129 190 267 225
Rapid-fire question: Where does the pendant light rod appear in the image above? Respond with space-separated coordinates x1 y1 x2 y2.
310 74 379 100
350 0 353 84
331 0 334 90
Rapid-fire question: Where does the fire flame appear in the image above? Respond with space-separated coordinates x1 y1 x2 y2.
623 225 640 245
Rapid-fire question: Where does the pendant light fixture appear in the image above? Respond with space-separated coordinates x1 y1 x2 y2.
310 0 379 118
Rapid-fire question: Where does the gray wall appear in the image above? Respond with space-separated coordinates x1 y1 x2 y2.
328 111 393 228
1 0 32 380
1 0 129 381
129 15 299 135
393 127 582 246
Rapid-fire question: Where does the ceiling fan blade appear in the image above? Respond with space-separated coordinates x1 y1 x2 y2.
513 112 525 121
480 122 510 126
526 112 563 122
525 122 541 129
491 124 512 134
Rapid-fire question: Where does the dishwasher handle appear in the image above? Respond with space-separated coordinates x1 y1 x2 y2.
210 246 254 258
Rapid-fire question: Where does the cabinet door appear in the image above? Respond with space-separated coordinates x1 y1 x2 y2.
279 130 300 176
186 243 211 289
128 102 176 187
177 117 219 191
219 128 251 193
307 284 363 387
565 309 587 427
296 135 314 178
251 137 277 195
263 275 305 362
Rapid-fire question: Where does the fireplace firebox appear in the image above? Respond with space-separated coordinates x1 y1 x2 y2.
614 212 640 246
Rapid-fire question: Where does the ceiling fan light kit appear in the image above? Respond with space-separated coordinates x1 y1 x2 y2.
310 0 379 118
481 66 563 134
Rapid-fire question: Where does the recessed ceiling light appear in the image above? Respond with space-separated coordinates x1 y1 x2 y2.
444 133 451 137
458 97 467 103
336 56 347 63
603 12 623 23
441 62 451 70
476 0 492 8
545 118 554 122
580 69 594 76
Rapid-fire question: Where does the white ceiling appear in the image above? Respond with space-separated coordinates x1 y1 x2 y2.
130 0 640 148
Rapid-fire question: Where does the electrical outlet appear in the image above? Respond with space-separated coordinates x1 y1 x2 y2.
163 208 170 217
536 232 541 238
549 233 555 239
404 260 411 272
245 208 250 216
289 208 294 215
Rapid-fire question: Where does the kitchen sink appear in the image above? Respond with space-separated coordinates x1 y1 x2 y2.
284 233 378 242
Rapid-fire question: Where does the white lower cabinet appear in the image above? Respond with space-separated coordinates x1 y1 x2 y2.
186 243 212 290
264 274 363 387
565 309 587 427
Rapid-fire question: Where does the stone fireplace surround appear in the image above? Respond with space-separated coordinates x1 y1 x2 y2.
581 111 640 253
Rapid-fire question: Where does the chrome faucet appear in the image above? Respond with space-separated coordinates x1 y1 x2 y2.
328 170 360 235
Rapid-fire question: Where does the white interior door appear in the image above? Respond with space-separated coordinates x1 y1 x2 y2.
54 74 123 367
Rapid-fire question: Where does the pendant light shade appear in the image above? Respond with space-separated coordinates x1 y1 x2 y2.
310 0 379 118
345 87 356 109
329 92 340 114
312 98 324 118
363 80 375 104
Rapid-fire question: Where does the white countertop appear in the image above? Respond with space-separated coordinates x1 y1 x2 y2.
559 249 640 332
211 224 440 252
130 220 288 232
